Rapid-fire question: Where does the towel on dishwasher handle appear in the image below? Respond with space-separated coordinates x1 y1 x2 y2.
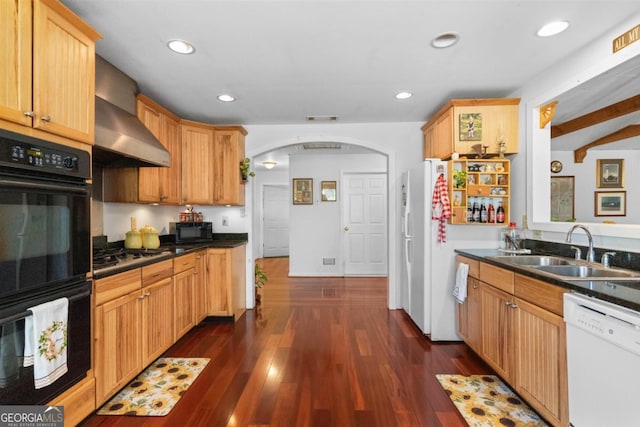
24 297 69 389
453 263 469 304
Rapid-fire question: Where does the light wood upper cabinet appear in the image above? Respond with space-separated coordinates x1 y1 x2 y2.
137 95 182 204
0 0 100 144
213 126 246 206
103 95 182 204
422 98 519 160
181 120 215 204
0 0 32 127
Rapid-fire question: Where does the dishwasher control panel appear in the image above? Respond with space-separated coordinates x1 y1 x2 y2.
564 292 640 356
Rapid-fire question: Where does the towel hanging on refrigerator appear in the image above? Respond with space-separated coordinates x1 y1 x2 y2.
432 173 451 243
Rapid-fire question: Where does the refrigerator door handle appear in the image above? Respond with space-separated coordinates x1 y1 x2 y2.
405 212 413 238
405 238 413 264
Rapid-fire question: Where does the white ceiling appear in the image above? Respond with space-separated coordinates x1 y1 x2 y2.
550 55 640 152
62 0 640 129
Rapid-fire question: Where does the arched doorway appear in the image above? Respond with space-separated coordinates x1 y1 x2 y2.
246 134 399 310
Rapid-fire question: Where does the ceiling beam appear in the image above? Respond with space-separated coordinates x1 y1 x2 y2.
552 94 640 138
574 124 640 163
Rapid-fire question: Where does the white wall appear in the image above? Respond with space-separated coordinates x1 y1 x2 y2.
102 203 246 240
287 153 387 276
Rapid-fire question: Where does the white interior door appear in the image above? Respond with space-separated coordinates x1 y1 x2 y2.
343 173 387 275
263 184 289 257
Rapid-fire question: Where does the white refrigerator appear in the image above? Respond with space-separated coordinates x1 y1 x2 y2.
401 159 459 341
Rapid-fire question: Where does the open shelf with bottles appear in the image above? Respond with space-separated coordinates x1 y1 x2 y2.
449 159 510 225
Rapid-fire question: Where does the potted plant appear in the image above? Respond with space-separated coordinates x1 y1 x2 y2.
240 158 255 182
453 169 467 188
254 262 268 303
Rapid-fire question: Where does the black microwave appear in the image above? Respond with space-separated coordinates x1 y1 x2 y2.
170 221 213 243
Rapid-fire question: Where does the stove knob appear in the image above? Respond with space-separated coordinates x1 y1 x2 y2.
63 156 77 170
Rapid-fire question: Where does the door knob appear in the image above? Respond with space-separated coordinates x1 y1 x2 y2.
344 226 349 231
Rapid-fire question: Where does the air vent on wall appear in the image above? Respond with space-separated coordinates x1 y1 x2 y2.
303 143 342 150
323 258 336 265
306 115 338 121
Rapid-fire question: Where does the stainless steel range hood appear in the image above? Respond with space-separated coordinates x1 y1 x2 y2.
93 56 170 167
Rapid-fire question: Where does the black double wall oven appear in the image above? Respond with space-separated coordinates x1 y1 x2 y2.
0 129 91 405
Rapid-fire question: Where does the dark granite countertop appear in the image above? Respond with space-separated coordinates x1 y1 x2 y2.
455 247 640 312
93 233 247 279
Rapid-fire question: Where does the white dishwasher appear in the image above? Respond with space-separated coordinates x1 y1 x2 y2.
564 292 640 427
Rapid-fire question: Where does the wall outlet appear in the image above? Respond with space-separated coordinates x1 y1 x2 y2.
222 216 229 227
531 229 543 239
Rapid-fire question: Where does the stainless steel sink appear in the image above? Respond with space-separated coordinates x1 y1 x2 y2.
489 255 572 266
533 264 640 279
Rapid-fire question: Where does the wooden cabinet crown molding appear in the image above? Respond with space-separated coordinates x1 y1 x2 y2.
421 98 521 131
39 0 101 41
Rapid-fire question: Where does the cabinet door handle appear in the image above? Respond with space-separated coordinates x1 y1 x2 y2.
504 301 511 306
472 284 478 289
41 115 51 122
24 111 35 117
511 302 517 309
138 295 146 300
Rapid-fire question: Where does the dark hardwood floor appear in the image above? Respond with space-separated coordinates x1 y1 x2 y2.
81 257 493 427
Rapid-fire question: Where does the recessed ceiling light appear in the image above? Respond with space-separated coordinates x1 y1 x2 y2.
431 32 459 49
395 91 413 100
217 94 235 102
537 21 569 37
167 39 195 54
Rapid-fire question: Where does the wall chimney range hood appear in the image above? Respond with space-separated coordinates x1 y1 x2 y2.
93 56 170 168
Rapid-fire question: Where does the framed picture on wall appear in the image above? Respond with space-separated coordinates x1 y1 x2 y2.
550 176 575 222
292 178 313 205
596 158 624 188
459 113 482 141
595 191 626 216
321 181 337 201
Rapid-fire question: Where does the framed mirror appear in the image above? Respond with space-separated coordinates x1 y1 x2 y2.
527 44 640 240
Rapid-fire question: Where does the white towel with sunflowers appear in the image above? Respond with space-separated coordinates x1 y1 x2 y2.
24 298 69 389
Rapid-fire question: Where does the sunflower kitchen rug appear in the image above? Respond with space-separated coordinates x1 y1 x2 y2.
436 374 549 427
98 357 210 416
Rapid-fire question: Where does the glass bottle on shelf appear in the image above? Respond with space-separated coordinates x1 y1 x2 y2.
488 201 495 223
479 198 487 223
496 201 505 223
472 199 480 222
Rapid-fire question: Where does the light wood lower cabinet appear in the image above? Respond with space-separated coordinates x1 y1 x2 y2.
455 256 481 353
173 253 196 341
207 245 246 319
193 250 208 324
94 260 174 406
48 375 96 427
456 258 569 427
140 278 174 366
515 297 568 426
94 286 142 405
479 281 515 382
